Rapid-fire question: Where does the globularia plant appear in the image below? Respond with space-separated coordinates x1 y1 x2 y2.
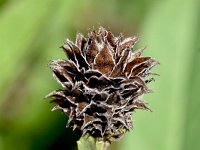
46 27 159 150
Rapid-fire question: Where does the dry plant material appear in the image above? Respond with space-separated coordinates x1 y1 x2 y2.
46 27 159 142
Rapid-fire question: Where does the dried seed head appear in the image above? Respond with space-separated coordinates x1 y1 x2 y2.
46 27 159 142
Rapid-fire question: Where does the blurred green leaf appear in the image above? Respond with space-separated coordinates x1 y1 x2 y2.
120 0 199 150
183 2 200 150
0 0 79 149
0 0 53 98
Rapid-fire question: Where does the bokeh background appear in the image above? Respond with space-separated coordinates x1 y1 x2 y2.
0 0 200 150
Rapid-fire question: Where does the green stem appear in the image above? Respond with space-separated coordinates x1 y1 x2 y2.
77 134 110 150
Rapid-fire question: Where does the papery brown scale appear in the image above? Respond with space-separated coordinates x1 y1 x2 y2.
52 68 73 83
117 37 138 55
75 33 86 50
106 31 116 48
61 45 76 62
86 39 100 64
130 59 159 78
124 57 151 74
94 44 115 74
110 48 130 77
128 47 146 61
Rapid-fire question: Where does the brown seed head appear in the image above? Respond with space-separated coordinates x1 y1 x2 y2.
46 27 159 142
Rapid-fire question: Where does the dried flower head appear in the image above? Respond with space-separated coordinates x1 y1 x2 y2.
46 27 159 142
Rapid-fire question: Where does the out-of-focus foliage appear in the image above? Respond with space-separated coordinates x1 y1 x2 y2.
0 0 199 150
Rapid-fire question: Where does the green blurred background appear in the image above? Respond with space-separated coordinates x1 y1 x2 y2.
0 0 200 150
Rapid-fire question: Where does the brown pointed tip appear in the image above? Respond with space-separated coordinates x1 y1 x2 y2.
59 45 64 49
44 91 55 99
144 87 154 93
51 105 62 111
149 73 160 76
44 95 50 99
98 26 107 33
75 32 85 48
44 94 49 100
150 59 160 67
145 107 153 112
134 46 146 56
139 46 147 53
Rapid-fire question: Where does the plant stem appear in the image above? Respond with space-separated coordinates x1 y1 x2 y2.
77 134 110 150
